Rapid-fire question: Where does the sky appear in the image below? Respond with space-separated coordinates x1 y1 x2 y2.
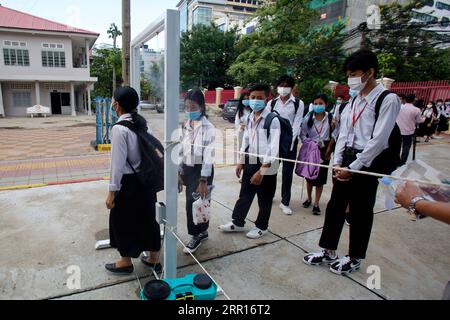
0 0 180 49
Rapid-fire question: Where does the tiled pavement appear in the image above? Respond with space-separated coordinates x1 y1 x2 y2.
0 154 111 188
0 126 96 161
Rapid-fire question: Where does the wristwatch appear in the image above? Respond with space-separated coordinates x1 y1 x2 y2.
408 196 426 216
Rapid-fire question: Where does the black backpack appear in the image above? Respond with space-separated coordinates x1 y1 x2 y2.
115 120 165 192
350 90 401 175
267 98 303 158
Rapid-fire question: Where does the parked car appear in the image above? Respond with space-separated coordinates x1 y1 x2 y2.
156 99 186 114
222 99 240 123
140 101 156 110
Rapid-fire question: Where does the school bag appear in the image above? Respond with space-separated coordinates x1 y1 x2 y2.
115 120 165 192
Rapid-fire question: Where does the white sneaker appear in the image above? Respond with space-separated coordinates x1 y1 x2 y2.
279 203 293 216
246 227 268 239
218 222 245 233
434 136 443 140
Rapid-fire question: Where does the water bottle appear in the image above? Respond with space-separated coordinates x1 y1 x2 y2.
379 177 396 210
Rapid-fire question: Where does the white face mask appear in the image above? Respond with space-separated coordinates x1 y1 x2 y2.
348 74 368 92
278 87 292 97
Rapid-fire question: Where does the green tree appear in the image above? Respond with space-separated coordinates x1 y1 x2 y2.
228 0 346 104
365 0 450 81
91 48 123 98
107 23 122 91
181 24 238 90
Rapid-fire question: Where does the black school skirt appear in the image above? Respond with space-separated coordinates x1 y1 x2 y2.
109 174 161 258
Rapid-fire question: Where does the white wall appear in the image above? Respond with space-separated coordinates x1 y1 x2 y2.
0 31 92 81
2 82 81 116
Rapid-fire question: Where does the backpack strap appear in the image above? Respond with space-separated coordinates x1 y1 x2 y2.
372 90 393 139
339 102 348 115
264 111 279 139
270 99 277 112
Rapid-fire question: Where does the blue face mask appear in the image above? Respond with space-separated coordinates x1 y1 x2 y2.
186 111 202 121
249 100 266 112
242 100 250 107
349 89 359 98
313 105 326 113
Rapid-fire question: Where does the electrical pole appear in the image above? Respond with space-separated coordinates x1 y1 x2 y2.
122 0 131 86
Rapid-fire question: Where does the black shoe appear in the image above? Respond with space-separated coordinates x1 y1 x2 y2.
183 232 208 254
330 256 362 275
303 200 312 208
105 263 134 275
313 206 321 216
140 256 163 272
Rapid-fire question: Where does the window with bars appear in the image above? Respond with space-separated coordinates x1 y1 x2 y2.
3 48 30 66
13 91 32 107
42 51 66 68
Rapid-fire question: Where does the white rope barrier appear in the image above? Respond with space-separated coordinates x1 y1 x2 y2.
187 142 450 188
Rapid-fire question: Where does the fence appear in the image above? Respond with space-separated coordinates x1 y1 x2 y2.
204 90 236 105
390 80 450 103
94 97 118 146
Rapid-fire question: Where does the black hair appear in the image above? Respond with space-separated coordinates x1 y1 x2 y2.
445 98 450 103
113 86 148 132
424 101 438 117
405 94 416 104
436 99 444 103
308 93 329 128
237 91 250 118
248 83 271 98
114 86 140 112
337 96 344 100
399 94 406 99
343 49 379 79
185 88 206 117
276 75 296 88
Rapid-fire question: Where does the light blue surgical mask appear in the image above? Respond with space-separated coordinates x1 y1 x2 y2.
313 105 326 113
242 100 250 107
349 89 359 98
186 110 202 121
249 100 266 112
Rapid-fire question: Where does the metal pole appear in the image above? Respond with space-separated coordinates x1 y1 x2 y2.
122 0 131 86
164 9 180 280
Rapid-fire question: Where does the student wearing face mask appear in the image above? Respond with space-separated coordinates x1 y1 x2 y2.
419 102 439 143
436 99 449 139
105 87 162 275
219 84 281 239
178 89 215 254
303 50 401 275
300 94 334 215
235 91 251 148
267 75 305 216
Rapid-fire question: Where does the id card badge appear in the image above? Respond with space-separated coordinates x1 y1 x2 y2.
346 132 355 147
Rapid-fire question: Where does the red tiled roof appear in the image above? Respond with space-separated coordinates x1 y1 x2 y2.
0 5 99 36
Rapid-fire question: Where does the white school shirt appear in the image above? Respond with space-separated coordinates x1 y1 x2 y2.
266 95 305 150
334 84 401 171
109 113 143 192
300 112 332 144
240 107 281 165
179 116 215 178
235 109 250 131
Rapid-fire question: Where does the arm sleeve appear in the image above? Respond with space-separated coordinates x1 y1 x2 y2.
201 125 215 177
333 107 350 166
264 117 281 165
109 126 128 192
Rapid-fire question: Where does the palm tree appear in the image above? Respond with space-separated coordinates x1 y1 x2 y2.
107 23 122 92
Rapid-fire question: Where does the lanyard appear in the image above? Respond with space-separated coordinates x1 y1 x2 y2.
352 98 369 127
314 119 325 136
